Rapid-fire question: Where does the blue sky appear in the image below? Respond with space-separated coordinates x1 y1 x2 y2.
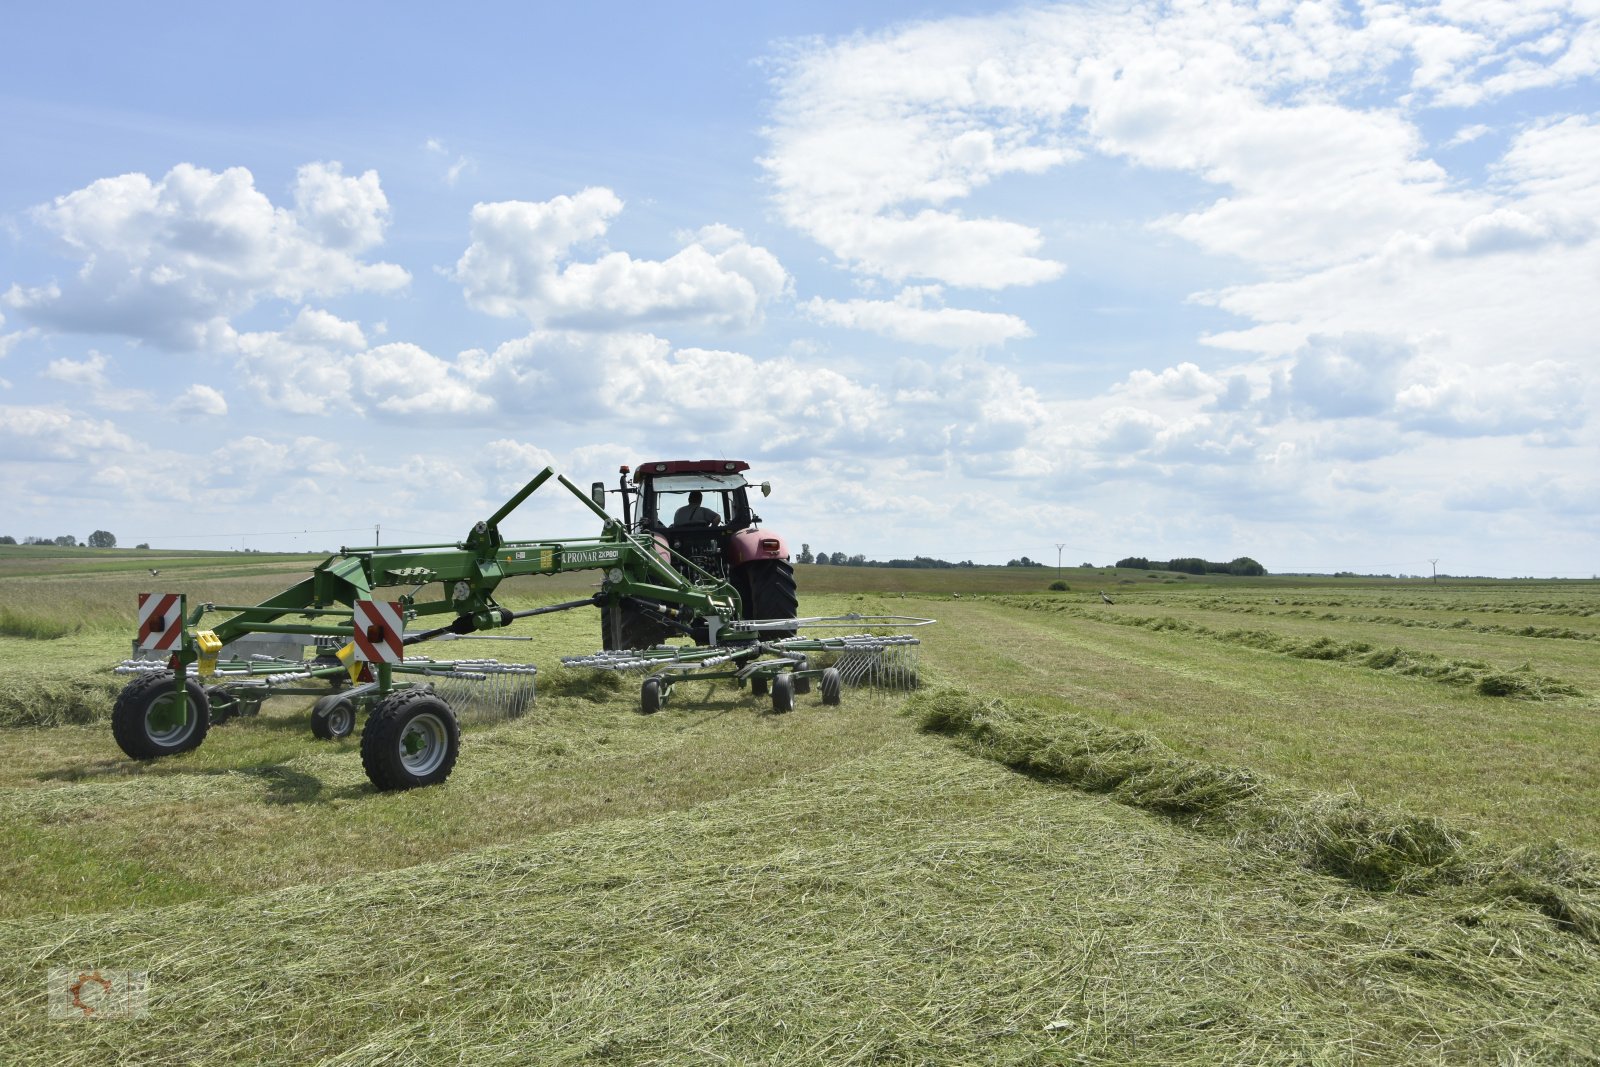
3 1 1597 576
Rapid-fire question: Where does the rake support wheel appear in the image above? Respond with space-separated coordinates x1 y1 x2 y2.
112 671 211 760
311 692 358 740
641 676 663 715
360 688 459 791
771 673 795 714
821 667 842 706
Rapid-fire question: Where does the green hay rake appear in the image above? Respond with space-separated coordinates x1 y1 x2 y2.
562 619 929 714
111 464 932 791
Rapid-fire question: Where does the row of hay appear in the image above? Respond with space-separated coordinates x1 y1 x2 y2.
913 686 1600 941
5 735 1599 1064
989 597 1585 699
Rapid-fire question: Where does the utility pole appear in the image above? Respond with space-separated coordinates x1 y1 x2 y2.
1429 558 1439 584
375 524 381 548
1056 543 1067 580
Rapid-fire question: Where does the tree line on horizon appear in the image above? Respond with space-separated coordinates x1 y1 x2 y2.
1115 555 1266 576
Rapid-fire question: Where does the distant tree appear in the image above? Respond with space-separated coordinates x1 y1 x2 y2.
1080 562 1095 569
1166 557 1208 575
1227 556 1266 576
814 551 830 565
797 543 814 564
0 535 14 545
1116 556 1151 570
848 554 866 567
1049 580 1069 591
1006 556 1044 567
54 534 78 547
87 530 117 548
135 542 150 550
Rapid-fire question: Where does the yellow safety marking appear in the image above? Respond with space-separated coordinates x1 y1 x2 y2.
195 630 222 679
539 548 555 570
336 641 361 684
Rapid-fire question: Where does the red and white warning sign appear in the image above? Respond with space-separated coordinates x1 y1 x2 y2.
352 600 405 663
136 592 184 651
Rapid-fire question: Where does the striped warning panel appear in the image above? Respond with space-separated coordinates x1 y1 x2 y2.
136 592 184 651
352 600 405 663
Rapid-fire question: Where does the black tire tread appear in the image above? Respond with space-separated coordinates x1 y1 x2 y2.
360 688 460 791
112 671 210 760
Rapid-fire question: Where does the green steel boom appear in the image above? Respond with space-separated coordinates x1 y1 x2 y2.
181 467 739 656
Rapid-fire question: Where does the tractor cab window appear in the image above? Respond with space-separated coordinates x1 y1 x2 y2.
643 473 754 531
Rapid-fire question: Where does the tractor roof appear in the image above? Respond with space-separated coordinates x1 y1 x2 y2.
630 460 749 483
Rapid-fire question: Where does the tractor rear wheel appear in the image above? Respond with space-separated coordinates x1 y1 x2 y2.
733 559 798 638
112 671 211 760
601 601 674 651
360 688 459 791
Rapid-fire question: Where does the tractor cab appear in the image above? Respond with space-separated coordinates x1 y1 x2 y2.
616 460 775 582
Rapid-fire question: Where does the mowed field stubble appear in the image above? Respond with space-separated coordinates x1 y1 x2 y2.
2 547 1598 1063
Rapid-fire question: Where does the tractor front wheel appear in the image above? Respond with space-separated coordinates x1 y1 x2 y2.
360 689 460 791
112 671 211 760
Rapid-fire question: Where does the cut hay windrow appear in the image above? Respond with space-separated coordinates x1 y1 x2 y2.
987 597 1586 699
3 741 1599 1065
913 686 1600 941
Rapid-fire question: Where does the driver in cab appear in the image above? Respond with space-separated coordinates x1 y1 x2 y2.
673 491 720 526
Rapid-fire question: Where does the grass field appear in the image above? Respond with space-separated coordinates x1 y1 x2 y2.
2 548 1598 1062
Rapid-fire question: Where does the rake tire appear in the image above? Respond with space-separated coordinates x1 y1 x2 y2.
771 673 795 714
311 693 358 740
641 677 663 715
821 667 842 706
205 685 239 726
360 688 459 792
112 671 210 760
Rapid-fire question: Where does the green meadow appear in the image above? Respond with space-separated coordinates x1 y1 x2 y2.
2 547 1597 1063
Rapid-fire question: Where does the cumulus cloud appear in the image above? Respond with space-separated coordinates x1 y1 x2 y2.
1396 358 1582 438
1277 334 1410 420
223 307 491 419
172 384 228 416
6 162 408 348
453 189 789 330
802 285 1031 348
41 350 111 391
0 404 135 461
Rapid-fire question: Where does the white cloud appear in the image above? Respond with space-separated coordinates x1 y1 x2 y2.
1277 334 1410 420
351 342 491 416
41 350 111 391
0 405 135 461
7 163 408 347
1445 123 1493 148
453 189 789 330
802 285 1031 348
172 384 228 416
1396 358 1582 438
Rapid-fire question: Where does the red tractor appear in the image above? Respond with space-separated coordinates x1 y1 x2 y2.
598 459 797 649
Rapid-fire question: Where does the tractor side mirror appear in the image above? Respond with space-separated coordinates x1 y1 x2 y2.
590 482 607 510
759 481 772 498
